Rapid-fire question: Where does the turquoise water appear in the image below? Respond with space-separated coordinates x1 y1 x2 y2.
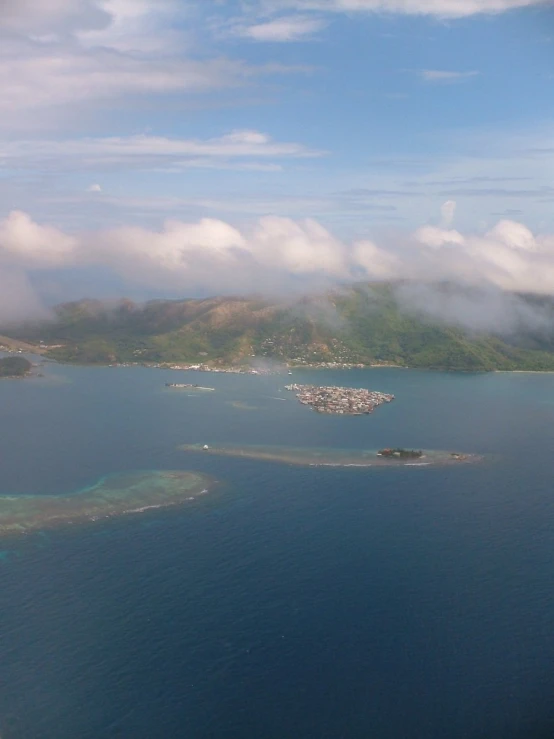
1 362 554 737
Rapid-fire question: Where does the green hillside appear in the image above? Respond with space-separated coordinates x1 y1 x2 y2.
7 284 554 372
0 356 32 377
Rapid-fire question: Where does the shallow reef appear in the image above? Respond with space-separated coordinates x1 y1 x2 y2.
0 470 214 537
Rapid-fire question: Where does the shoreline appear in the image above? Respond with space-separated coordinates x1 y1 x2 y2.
494 370 554 374
11 354 554 375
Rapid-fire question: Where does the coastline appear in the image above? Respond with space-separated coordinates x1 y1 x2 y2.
9 351 554 375
494 370 554 374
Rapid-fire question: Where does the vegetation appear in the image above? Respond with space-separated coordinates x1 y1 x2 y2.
378 449 423 459
0 356 32 377
6 283 554 372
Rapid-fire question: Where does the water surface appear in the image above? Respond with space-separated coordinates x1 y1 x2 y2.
1 362 554 738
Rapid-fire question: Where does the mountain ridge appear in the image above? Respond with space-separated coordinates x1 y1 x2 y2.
6 283 554 372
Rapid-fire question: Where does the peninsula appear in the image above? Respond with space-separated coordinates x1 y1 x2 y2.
285 384 394 415
0 470 215 537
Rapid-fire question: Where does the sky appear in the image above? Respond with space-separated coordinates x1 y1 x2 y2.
1 0 554 319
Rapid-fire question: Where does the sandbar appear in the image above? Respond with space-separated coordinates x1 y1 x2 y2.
0 470 214 537
180 444 480 468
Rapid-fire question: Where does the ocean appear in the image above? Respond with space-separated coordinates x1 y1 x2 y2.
2 362 554 738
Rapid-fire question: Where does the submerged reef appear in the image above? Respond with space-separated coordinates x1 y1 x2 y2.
0 470 214 537
181 444 480 468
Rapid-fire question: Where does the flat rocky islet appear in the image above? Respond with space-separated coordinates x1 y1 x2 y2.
0 470 214 537
180 444 479 468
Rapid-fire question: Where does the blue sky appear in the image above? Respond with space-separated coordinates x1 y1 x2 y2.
1 0 554 314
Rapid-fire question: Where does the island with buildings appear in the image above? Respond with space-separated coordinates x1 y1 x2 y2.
285 384 394 415
0 470 215 537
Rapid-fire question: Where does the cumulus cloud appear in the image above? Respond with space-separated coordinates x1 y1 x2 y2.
90 216 359 294
440 200 456 228
2 207 554 296
0 211 77 268
87 184 102 192
414 225 465 248
3 208 554 325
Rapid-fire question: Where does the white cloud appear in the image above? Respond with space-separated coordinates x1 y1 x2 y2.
0 0 111 34
250 216 348 275
0 267 51 325
414 225 466 248
410 219 554 292
0 1 305 128
235 15 327 42
4 210 554 307
93 215 354 292
76 0 187 52
0 210 77 268
418 69 480 82
264 0 549 19
353 240 400 279
0 41 247 125
0 130 323 172
88 184 102 192
440 200 457 227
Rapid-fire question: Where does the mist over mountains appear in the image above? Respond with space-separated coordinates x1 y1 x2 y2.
3 210 554 331
7 281 554 372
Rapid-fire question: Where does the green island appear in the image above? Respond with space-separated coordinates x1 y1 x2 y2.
378 448 423 459
7 282 554 372
0 470 214 537
181 443 479 468
0 356 32 378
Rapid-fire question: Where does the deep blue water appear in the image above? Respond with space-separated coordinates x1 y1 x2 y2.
2 362 554 738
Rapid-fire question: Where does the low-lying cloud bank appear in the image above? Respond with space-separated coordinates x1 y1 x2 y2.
1 209 554 329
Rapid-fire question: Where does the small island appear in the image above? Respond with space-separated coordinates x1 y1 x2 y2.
285 384 394 415
0 470 215 537
181 443 480 468
0 356 32 378
378 448 423 459
165 383 215 391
